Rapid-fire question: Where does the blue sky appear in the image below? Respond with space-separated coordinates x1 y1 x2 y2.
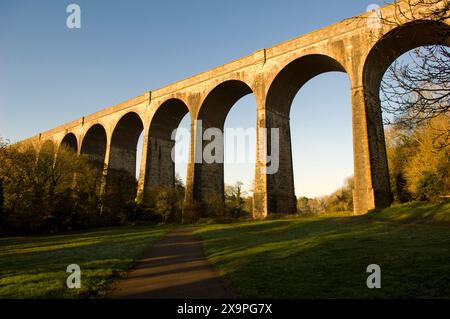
0 0 386 198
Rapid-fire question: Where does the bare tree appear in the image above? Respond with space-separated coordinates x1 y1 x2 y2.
378 0 450 148
381 46 449 126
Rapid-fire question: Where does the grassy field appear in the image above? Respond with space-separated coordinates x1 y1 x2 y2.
195 201 450 298
0 225 171 298
368 201 450 224
1 201 449 299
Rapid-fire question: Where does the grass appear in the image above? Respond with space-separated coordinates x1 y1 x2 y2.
1 201 449 299
194 201 450 298
0 225 171 298
368 201 450 224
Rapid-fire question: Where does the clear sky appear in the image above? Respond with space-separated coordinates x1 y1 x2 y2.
0 0 387 198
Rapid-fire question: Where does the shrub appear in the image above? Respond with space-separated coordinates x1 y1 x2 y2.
182 200 200 224
416 171 444 201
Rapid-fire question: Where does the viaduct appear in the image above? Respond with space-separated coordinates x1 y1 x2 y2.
20 0 450 218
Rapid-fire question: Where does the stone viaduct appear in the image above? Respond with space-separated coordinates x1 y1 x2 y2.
20 0 450 218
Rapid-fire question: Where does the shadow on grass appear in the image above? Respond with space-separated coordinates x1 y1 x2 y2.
197 211 450 298
368 200 450 225
0 225 171 298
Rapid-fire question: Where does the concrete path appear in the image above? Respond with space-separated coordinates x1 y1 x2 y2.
108 227 236 299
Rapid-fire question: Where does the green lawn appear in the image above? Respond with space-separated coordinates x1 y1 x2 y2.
0 225 171 298
368 201 450 224
195 201 450 298
2 202 449 299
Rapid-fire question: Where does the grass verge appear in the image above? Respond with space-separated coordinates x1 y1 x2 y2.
0 225 171 298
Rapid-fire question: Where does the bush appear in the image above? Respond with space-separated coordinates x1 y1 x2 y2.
182 200 200 224
386 114 449 202
201 194 225 219
0 140 160 234
225 182 252 219
297 177 353 214
416 171 444 201
154 188 181 223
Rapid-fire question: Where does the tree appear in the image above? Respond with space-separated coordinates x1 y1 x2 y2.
225 181 246 218
323 177 354 213
402 114 449 199
382 46 449 143
385 126 415 202
378 0 450 148
297 177 354 214
154 188 182 223
175 173 185 191
385 114 449 201
297 197 314 215
0 140 107 233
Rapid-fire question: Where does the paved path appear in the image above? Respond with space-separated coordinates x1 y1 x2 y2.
108 227 236 299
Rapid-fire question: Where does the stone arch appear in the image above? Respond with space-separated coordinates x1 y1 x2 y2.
360 20 450 208
261 54 350 215
59 133 78 153
80 124 107 165
107 112 144 200
194 80 254 212
150 98 190 141
198 80 254 127
141 98 190 200
363 20 450 96
266 54 347 115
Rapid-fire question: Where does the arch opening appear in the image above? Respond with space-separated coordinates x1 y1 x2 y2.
78 124 108 196
60 133 78 153
265 54 349 214
141 99 190 205
195 80 254 216
108 112 144 200
80 124 107 165
364 21 450 96
174 113 191 188
291 73 353 212
361 21 450 208
55 133 79 179
267 54 346 116
223 94 257 218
